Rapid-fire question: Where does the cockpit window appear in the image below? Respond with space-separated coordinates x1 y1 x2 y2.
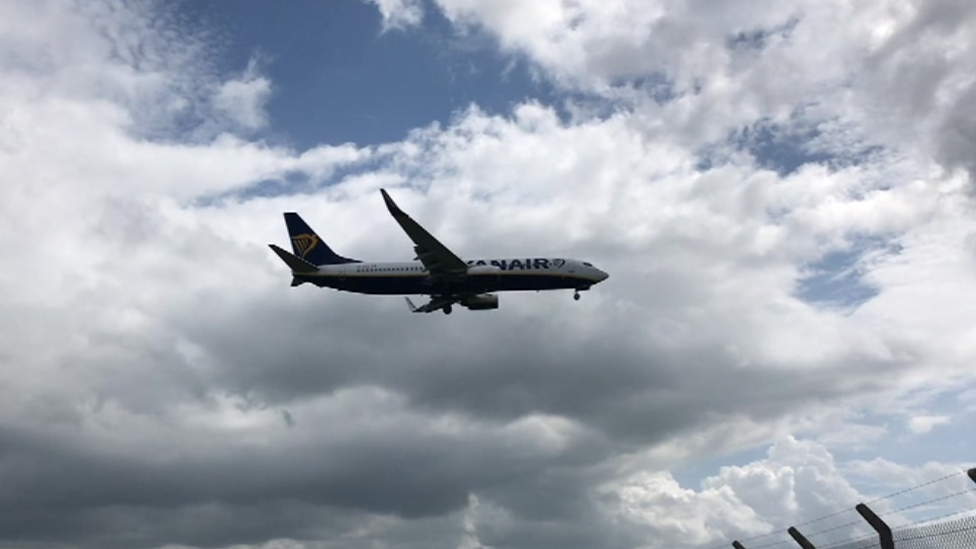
583 262 593 267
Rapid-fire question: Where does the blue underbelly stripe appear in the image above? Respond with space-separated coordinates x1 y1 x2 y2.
299 273 587 295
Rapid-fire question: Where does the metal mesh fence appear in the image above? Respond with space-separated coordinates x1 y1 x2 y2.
820 535 881 549
891 513 976 549
773 513 976 549
713 468 976 549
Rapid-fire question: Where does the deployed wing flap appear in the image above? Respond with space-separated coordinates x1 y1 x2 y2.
381 189 467 277
404 296 455 313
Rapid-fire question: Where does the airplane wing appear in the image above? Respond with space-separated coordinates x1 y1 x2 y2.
405 296 456 314
381 189 468 279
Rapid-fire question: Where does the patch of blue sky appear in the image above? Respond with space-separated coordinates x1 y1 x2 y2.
793 237 901 308
206 172 320 206
179 0 562 150
794 250 878 307
882 419 975 470
191 177 289 208
693 121 813 174
725 18 799 51
843 445 976 528
886 387 976 467
609 73 677 104
736 118 834 176
193 153 403 206
698 109 883 177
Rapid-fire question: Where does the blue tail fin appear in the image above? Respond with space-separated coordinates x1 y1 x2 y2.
283 212 360 265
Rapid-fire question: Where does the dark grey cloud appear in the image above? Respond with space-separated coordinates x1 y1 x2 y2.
0 252 920 549
0 402 592 548
161 264 903 430
0 215 942 549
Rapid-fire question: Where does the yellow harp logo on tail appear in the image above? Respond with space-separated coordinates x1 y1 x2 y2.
291 233 319 259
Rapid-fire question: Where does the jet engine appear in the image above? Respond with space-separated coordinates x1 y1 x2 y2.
461 293 499 310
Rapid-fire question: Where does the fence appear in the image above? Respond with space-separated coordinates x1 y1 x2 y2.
713 467 976 549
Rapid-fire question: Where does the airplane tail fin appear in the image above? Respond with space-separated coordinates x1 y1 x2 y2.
283 212 360 266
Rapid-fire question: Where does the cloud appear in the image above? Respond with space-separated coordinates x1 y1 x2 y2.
425 0 976 188
907 415 952 434
364 0 425 31
2 1 976 548
213 58 272 131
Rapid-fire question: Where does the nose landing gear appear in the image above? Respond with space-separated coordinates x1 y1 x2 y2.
443 304 453 315
573 291 580 301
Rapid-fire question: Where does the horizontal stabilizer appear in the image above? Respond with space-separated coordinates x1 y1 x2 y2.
269 244 319 273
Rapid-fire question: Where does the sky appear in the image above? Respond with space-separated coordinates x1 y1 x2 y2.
1 1 975 548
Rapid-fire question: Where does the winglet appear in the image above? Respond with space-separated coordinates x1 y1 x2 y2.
404 297 419 312
269 244 319 273
380 188 405 217
378 188 468 276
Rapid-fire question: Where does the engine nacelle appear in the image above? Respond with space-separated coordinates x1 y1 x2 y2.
466 265 502 276
461 293 499 310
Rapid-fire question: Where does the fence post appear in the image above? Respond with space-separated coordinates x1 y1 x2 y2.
732 541 748 549
787 526 817 549
855 503 893 549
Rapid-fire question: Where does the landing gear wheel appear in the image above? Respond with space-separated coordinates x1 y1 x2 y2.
444 304 453 315
573 291 581 301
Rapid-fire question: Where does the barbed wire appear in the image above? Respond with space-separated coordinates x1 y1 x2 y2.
865 470 965 506
709 526 783 548
705 505 861 549
802 518 864 539
818 532 877 549
748 537 793 549
899 505 976 528
794 508 860 528
702 467 972 549
881 487 976 520
794 496 976 549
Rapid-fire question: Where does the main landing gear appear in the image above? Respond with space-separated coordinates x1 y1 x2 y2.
443 304 453 315
573 291 581 301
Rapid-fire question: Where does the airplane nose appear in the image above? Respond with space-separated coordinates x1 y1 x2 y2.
597 269 609 282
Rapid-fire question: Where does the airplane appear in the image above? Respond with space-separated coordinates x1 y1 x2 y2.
268 189 609 314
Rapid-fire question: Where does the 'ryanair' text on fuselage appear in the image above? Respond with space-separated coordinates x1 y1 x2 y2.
466 258 565 270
